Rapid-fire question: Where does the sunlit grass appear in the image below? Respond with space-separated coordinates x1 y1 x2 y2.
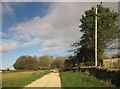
60 71 115 87
2 70 50 88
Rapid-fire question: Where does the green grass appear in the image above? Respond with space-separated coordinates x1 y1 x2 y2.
2 70 50 89
60 71 115 88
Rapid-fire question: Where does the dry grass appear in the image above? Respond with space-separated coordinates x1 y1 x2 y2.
2 70 50 87
2 71 39 83
103 58 120 69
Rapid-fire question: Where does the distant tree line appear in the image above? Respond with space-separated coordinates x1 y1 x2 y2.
13 55 68 71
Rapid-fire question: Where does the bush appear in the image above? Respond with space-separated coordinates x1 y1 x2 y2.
80 62 95 66
13 55 39 70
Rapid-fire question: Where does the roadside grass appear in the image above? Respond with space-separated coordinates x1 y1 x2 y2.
2 70 50 89
60 71 115 88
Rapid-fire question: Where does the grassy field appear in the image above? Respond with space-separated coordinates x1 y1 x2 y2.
60 71 115 87
2 70 50 88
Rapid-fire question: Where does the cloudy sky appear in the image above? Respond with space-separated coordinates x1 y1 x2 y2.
1 1 119 69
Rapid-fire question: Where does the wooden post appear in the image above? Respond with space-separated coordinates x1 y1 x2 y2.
95 7 98 66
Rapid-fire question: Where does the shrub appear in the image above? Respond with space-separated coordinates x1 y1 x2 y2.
80 62 95 66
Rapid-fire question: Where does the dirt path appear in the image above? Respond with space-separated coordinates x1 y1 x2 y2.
24 72 61 88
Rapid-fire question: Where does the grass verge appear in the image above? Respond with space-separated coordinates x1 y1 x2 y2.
2 70 50 89
60 71 115 88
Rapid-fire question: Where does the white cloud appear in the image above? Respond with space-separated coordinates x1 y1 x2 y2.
9 16 54 40
22 38 41 47
1 38 42 52
43 47 50 51
1 39 20 51
0 3 84 52
41 38 71 52
2 2 118 55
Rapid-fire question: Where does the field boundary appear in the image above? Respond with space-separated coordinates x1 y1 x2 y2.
80 67 120 87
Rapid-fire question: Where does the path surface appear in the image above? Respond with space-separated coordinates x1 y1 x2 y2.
24 72 61 88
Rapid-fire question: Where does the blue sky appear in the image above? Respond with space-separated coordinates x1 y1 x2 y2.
2 2 50 31
2 2 52 69
1 2 119 69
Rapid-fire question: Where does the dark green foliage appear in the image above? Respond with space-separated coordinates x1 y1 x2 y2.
64 59 73 69
7 68 10 71
13 56 39 70
80 62 95 66
80 67 120 87
72 4 119 64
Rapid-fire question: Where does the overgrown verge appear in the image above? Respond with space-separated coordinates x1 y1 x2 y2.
80 67 120 87
60 71 114 88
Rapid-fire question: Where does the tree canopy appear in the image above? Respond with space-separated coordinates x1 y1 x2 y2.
13 55 38 70
52 56 65 70
38 55 53 69
72 4 119 65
